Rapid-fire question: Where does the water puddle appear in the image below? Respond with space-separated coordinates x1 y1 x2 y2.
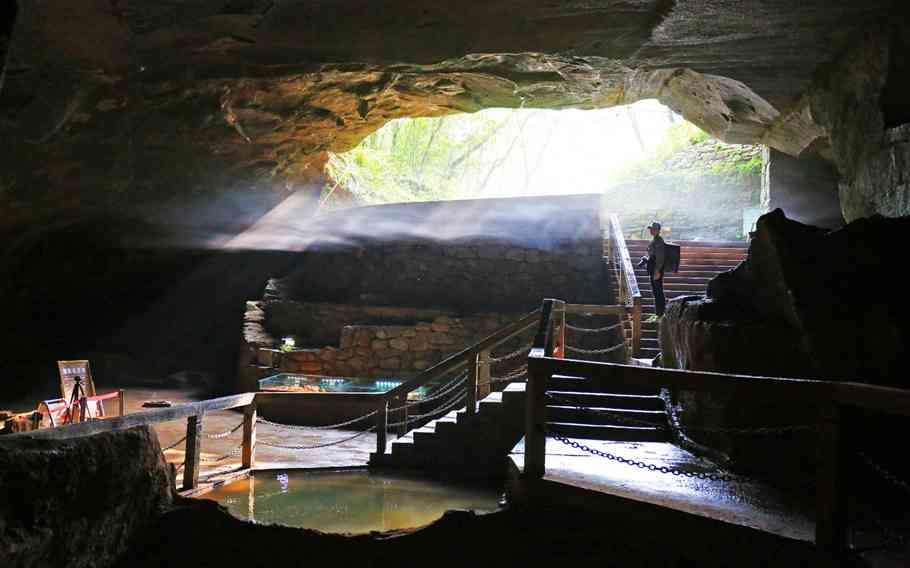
203 470 502 533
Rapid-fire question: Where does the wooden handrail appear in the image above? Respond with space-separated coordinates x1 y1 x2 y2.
8 392 256 440
525 297 910 562
607 214 642 357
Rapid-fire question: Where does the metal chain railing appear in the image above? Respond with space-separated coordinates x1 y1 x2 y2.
162 435 187 451
257 426 377 451
199 444 243 462
388 392 467 428
258 409 377 432
550 432 745 482
545 392 668 429
482 365 528 386
858 451 910 496
390 371 468 411
565 342 626 355
565 321 624 334
203 421 245 439
489 343 532 364
660 391 813 437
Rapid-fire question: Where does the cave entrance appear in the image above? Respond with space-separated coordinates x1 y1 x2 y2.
322 100 765 242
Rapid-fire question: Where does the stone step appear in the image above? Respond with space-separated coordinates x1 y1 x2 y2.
548 374 659 395
639 348 660 359
625 240 748 249
546 421 670 442
546 390 665 410
627 251 748 262
547 405 668 426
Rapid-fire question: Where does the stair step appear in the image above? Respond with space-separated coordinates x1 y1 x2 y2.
546 391 665 410
639 348 660 359
547 374 659 395
547 421 670 442
547 405 668 425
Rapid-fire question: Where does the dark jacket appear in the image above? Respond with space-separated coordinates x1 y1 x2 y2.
647 235 666 275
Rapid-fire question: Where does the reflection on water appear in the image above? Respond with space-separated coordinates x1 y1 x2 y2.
204 470 502 534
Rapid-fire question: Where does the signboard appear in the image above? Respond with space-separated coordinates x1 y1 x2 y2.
57 360 96 401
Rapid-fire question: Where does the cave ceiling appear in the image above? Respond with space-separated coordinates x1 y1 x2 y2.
0 0 896 237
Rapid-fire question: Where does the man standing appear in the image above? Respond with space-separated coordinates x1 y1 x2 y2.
645 221 666 321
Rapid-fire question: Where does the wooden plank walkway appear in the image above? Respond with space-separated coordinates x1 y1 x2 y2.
509 436 815 543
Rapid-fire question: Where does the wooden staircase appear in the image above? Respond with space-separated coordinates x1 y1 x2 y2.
545 373 671 443
369 382 527 477
625 240 749 360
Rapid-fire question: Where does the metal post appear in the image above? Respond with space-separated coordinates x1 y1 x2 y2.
183 414 203 491
242 401 257 470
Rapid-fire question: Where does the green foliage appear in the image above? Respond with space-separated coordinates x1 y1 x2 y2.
607 122 710 185
325 112 514 205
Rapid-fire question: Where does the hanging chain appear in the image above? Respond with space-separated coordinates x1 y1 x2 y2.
545 392 668 429
257 427 376 451
203 421 245 439
489 344 532 364
659 391 812 436
565 343 625 355
858 451 910 496
199 444 243 462
258 409 377 431
162 435 187 451
550 433 744 482
565 321 624 334
388 392 467 428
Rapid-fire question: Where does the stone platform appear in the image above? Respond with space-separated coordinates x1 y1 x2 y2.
508 436 815 543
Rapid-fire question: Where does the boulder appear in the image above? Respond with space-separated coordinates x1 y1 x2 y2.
0 426 175 568
705 208 910 387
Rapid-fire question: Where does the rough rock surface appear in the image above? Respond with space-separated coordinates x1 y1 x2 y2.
0 1 898 238
663 208 910 386
0 426 175 568
116 492 817 568
1 1 908 398
659 296 813 379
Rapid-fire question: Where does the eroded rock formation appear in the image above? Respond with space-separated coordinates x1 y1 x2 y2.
0 426 175 568
1 1 908 396
662 208 910 386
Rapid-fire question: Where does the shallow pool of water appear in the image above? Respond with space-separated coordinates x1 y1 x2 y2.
203 470 502 533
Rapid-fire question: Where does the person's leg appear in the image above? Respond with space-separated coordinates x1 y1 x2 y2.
653 275 666 317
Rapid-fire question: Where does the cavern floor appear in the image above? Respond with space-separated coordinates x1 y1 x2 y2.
509 437 815 543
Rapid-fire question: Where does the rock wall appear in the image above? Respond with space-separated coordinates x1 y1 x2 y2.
606 140 762 240
760 148 844 229
275 195 610 311
0 426 175 568
663 208 910 387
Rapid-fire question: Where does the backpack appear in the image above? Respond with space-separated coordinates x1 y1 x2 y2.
665 243 681 273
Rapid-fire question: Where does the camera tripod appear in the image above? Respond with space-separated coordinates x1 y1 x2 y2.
63 375 87 425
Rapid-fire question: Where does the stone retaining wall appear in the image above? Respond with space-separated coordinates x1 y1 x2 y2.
273 195 610 311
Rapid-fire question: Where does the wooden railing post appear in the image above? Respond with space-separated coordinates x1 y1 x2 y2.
118 389 125 417
525 358 548 479
477 349 491 400
182 413 203 491
557 304 566 359
466 354 479 417
376 399 388 455
632 299 642 359
395 394 408 437
816 402 846 565
242 401 257 470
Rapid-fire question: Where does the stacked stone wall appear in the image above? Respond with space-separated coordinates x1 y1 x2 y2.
605 141 762 240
